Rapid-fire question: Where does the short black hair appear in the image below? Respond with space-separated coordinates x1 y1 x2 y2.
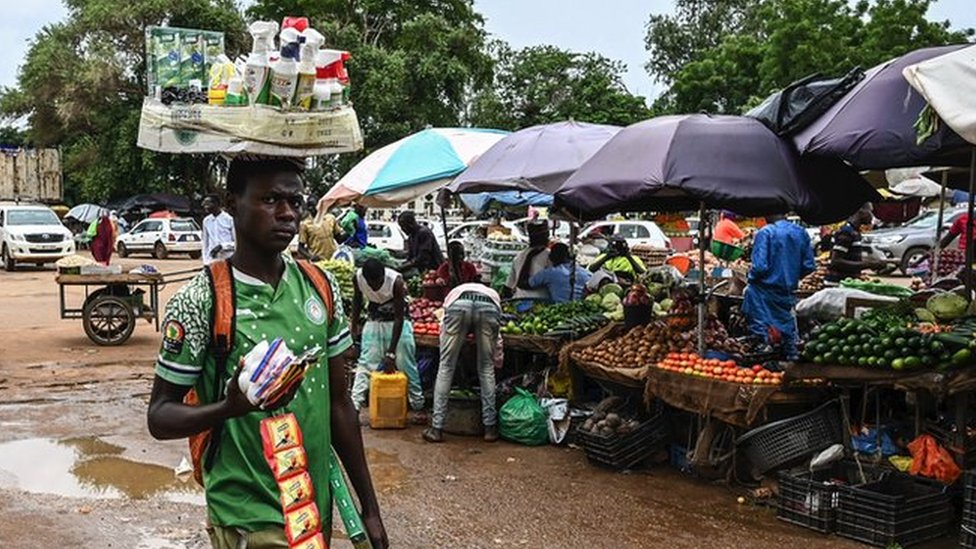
550 242 570 264
362 258 385 280
203 193 221 207
397 211 416 224
226 157 305 196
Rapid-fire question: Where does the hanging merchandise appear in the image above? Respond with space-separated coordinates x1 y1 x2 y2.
244 21 278 106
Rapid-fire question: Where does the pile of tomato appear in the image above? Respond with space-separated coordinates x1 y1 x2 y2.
413 321 441 336
655 352 783 385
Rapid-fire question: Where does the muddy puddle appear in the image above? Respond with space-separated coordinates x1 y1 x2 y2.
365 447 409 493
0 437 203 504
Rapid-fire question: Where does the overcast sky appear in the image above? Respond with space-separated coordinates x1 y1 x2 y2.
1 0 974 101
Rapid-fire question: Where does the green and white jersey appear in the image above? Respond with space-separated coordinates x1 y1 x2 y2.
156 255 352 532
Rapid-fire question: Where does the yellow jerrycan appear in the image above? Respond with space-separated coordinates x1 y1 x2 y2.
369 371 408 429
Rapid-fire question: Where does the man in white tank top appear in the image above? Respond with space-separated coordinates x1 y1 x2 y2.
349 258 424 413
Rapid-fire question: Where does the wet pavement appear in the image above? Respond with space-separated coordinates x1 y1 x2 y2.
0 259 949 548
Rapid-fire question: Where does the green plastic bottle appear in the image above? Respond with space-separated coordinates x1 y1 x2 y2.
329 448 373 549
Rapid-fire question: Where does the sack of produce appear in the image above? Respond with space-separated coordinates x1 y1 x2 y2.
499 388 549 446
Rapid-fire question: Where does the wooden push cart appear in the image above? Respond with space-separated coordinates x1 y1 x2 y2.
55 269 198 346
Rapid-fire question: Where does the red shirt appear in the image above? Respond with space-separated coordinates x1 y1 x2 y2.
436 261 479 284
948 214 974 250
714 218 745 244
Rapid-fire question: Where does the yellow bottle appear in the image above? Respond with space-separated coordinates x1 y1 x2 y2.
369 371 408 429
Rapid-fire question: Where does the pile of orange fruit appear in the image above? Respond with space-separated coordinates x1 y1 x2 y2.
655 352 784 385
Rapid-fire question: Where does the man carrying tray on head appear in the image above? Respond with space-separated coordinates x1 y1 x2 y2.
146 156 388 549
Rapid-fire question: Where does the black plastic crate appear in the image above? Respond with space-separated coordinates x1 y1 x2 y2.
776 460 885 534
578 415 669 470
927 421 976 469
836 473 952 547
962 471 976 548
736 400 845 474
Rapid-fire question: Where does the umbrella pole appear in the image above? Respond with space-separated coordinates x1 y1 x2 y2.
967 148 976 301
698 202 706 356
933 171 948 277
569 221 578 301
440 203 451 253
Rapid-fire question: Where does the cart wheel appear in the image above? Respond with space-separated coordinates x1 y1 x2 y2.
83 296 135 346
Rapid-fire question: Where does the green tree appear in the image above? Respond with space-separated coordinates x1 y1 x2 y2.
470 44 650 130
647 0 973 115
0 0 246 202
644 0 752 85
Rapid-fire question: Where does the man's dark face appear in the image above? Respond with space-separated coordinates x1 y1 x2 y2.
203 198 219 216
228 171 305 255
398 217 418 235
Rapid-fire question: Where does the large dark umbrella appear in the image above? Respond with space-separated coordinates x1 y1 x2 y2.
554 114 876 223
793 45 971 170
448 121 621 195
554 114 878 353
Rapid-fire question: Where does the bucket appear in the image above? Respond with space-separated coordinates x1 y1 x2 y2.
369 371 408 429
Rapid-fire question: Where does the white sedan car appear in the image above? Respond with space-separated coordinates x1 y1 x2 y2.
579 220 671 250
116 218 202 260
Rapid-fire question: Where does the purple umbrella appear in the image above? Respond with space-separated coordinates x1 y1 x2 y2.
554 114 877 224
794 45 971 170
448 121 621 195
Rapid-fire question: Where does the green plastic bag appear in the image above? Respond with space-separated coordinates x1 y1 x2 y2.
499 387 549 446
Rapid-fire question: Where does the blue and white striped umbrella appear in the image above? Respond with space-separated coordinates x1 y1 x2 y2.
321 127 508 209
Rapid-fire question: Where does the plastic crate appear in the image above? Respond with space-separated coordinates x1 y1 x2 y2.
962 471 976 549
577 415 669 470
836 473 952 547
736 400 844 474
776 460 885 534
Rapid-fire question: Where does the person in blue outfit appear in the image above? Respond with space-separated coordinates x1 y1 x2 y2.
741 214 816 359
528 243 591 303
341 203 369 249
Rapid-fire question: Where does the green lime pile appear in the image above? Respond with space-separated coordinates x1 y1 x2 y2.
803 317 973 370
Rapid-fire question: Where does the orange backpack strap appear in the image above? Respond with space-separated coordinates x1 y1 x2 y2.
296 259 336 323
186 259 236 485
207 259 236 360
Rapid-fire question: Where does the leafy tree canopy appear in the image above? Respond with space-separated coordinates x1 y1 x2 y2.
646 0 974 115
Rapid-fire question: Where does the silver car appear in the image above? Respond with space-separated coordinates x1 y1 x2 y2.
861 208 966 274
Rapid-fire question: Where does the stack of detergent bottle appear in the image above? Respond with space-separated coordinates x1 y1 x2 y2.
207 16 352 111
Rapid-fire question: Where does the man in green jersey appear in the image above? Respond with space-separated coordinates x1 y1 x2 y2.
147 157 389 549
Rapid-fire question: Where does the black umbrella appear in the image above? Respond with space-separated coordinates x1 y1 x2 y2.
554 114 877 224
793 45 972 170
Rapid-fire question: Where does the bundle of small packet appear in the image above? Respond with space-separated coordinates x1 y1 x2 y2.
238 338 319 408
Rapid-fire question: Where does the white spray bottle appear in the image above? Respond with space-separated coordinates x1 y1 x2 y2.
269 27 301 110
294 28 324 111
244 21 278 105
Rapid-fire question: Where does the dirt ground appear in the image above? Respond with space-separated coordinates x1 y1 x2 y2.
0 255 923 548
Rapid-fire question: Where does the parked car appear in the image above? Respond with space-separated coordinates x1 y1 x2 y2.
861 208 966 274
116 217 202 260
366 221 407 251
578 220 671 250
0 202 75 271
